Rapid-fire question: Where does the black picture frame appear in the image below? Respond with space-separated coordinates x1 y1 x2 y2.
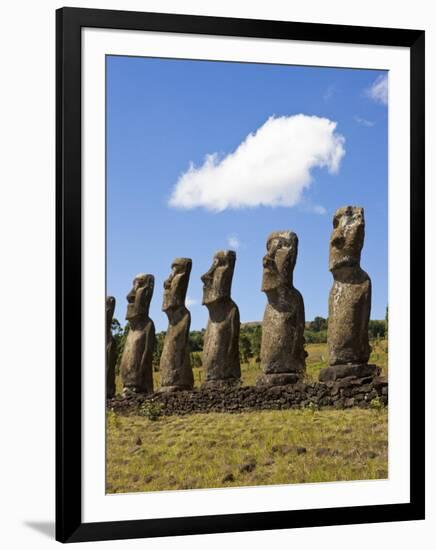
56 6 425 543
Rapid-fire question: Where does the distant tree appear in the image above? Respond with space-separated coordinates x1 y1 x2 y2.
152 331 166 370
309 316 328 332
304 329 327 344
111 318 123 355
239 334 252 364
189 330 204 352
250 325 262 362
368 320 386 340
111 318 123 338
115 321 130 367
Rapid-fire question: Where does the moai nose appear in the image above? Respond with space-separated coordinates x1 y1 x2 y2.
201 270 213 284
331 233 345 249
126 288 136 303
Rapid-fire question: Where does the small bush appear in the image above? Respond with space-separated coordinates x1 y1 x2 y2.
139 401 164 421
307 401 318 413
304 329 328 344
369 396 383 410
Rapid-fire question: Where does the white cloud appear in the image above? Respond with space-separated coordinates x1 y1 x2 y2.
227 234 240 249
323 85 335 102
300 201 327 215
366 74 388 105
312 205 327 215
168 115 345 212
354 115 375 127
185 296 198 308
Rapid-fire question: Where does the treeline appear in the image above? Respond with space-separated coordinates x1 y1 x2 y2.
112 314 388 370
304 316 387 344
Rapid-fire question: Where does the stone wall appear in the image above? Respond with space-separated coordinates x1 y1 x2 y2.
108 375 388 416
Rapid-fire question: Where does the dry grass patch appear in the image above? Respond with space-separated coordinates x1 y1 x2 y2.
107 407 387 493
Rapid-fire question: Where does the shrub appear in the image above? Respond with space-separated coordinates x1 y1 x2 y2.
304 329 327 344
369 396 383 410
139 401 164 421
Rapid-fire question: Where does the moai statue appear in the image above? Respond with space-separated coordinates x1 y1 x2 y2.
258 231 306 385
106 296 117 398
201 250 241 387
319 206 378 382
159 258 194 392
119 274 156 394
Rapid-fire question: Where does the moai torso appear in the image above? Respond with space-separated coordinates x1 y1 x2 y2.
327 206 371 366
259 231 306 385
261 288 306 374
159 258 194 391
106 296 117 398
328 272 371 365
201 251 241 386
119 274 156 393
320 206 378 382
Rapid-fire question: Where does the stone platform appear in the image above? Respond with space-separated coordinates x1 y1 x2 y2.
319 364 380 382
108 375 388 416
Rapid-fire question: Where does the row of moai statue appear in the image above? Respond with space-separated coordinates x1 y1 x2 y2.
106 206 378 398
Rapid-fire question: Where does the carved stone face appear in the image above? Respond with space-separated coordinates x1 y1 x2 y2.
329 206 365 272
162 258 192 312
126 274 154 321
261 231 298 293
106 296 115 328
201 250 236 306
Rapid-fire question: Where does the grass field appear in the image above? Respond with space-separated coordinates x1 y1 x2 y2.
107 340 388 493
106 408 387 493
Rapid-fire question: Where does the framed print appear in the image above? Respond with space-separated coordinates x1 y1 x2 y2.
56 7 425 543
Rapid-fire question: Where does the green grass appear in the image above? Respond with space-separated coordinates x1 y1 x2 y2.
106 407 388 493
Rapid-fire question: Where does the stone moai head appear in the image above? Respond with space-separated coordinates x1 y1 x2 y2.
162 258 192 312
329 206 365 273
261 231 298 294
201 250 236 306
106 296 115 328
125 274 154 321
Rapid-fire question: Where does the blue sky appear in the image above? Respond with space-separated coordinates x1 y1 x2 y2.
107 56 388 331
